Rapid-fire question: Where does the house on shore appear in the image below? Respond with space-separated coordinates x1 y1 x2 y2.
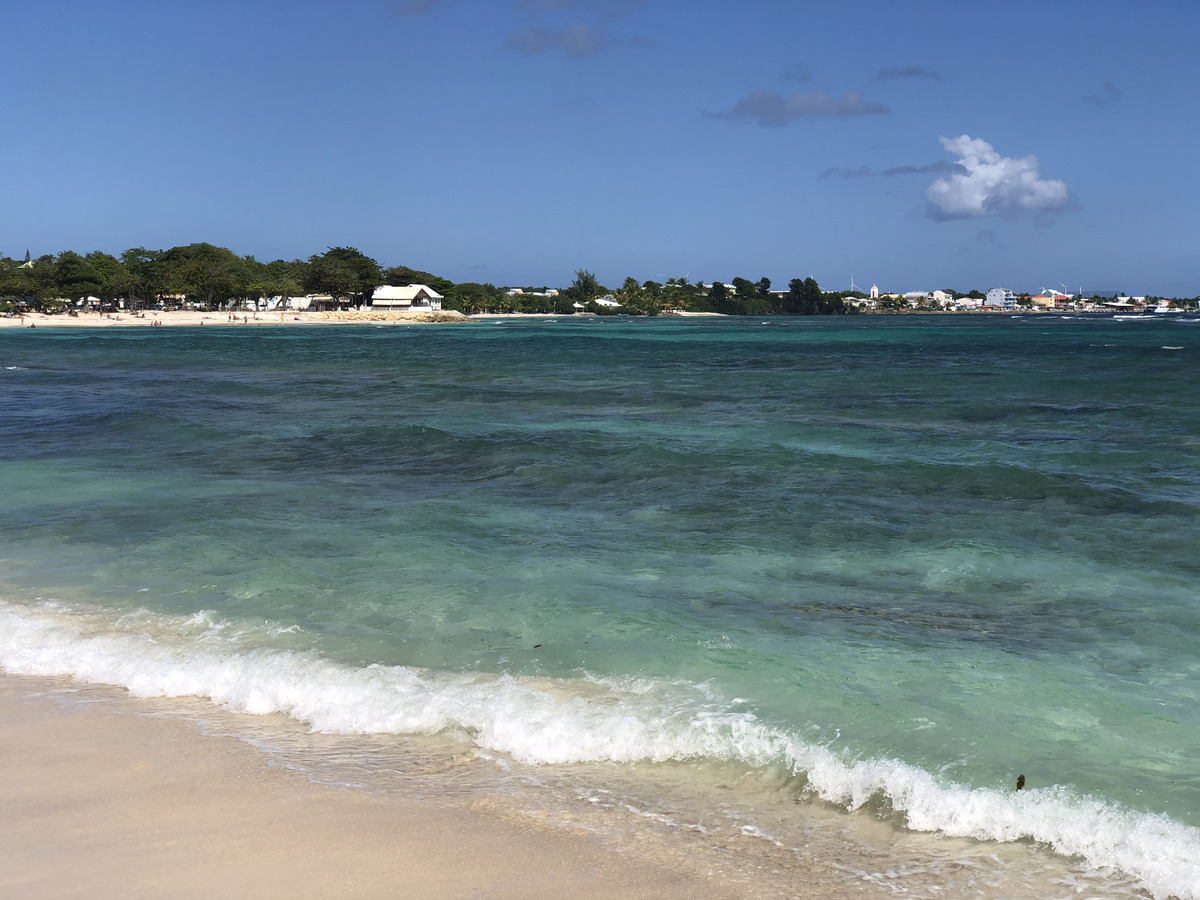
371 284 444 311
1032 289 1073 309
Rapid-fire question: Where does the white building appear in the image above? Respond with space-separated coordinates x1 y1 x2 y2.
985 288 1017 309
371 284 443 310
506 288 559 298
844 296 877 309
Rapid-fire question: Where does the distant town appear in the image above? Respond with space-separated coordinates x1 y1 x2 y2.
2 244 1195 318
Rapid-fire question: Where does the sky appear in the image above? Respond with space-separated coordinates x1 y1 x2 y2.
3 0 1199 297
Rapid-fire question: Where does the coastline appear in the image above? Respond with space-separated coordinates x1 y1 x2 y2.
0 309 720 328
0 673 745 900
0 308 1153 330
0 309 472 329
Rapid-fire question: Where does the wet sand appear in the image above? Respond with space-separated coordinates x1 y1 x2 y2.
0 675 740 900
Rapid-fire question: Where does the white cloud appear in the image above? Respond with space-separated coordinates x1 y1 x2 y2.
925 135 1071 220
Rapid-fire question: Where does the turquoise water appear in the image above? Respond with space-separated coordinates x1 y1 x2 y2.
2 315 1198 897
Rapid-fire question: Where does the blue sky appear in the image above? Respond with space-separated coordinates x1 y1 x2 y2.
4 0 1198 296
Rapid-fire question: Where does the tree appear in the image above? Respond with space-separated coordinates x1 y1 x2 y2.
731 276 758 299
28 255 60 305
261 259 308 303
785 277 823 314
2 255 59 310
122 248 166 306
442 282 505 314
382 264 452 294
239 256 271 307
512 291 554 314
756 276 771 297
614 276 661 315
86 252 133 305
163 242 246 308
818 291 848 314
555 269 604 312
55 251 101 301
568 269 601 302
616 276 642 305
304 247 382 307
661 277 697 312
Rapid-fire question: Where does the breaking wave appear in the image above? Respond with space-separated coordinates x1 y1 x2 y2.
2 598 1196 899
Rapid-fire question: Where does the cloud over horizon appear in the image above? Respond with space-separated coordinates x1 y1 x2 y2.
504 23 614 57
711 89 888 126
390 0 444 14
876 65 943 82
1083 81 1122 108
552 93 599 113
925 135 1072 221
781 62 813 83
515 0 648 23
820 161 964 179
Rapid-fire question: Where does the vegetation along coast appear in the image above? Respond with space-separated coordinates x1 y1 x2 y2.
8 243 1193 324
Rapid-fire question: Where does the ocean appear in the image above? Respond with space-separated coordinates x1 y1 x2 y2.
2 314 1197 898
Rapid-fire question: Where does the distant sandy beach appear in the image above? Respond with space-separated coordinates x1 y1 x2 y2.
0 309 472 329
0 674 743 900
0 309 734 329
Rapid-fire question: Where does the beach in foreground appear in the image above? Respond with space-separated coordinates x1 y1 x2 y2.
1 674 749 900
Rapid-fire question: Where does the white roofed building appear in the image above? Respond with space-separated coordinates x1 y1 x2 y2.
370 284 444 310
930 290 955 308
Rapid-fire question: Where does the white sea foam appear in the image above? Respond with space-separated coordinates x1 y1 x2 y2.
2 599 1197 899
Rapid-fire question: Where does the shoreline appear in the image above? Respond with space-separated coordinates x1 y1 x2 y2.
0 672 746 900
2 307 1149 330
0 309 473 329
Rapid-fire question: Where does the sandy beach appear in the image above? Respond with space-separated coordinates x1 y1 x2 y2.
0 309 735 329
0 674 746 900
0 309 472 329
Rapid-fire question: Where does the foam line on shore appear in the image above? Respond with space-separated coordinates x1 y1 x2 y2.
1 598 1196 900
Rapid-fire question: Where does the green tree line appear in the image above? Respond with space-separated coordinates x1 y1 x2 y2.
1 245 852 317
571 272 850 316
